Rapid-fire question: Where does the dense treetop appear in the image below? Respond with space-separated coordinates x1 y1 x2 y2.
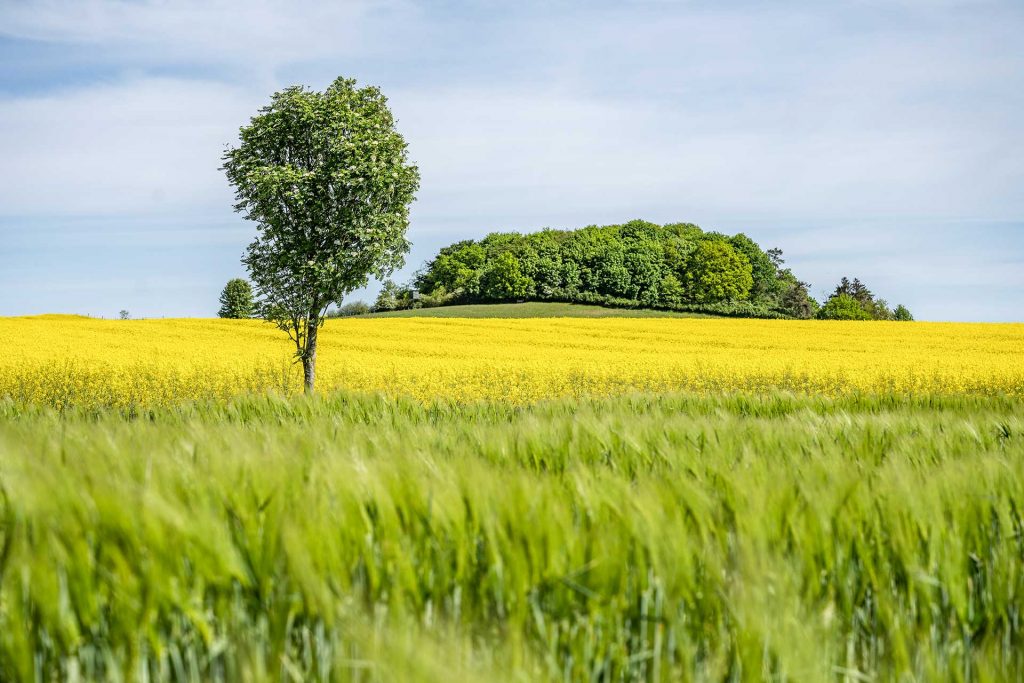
402 220 817 318
818 277 913 321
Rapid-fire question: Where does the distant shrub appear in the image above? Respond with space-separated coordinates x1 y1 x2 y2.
418 286 456 308
373 280 416 312
332 301 371 317
550 289 790 319
893 304 914 321
817 294 872 320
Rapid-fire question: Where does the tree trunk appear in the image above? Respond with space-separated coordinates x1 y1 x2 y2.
302 321 318 394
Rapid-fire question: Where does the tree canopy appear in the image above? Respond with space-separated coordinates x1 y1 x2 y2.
817 277 913 321
412 220 818 318
222 77 419 391
217 278 254 319
818 293 873 321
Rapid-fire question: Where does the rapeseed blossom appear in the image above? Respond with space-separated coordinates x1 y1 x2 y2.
1 314 1021 408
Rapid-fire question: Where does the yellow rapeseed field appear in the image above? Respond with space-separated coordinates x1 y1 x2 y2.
1 314 1022 407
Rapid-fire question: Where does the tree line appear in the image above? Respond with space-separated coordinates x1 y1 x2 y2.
220 220 914 323
389 220 809 318
368 220 911 320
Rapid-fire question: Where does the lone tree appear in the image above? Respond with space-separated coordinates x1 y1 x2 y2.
222 77 420 392
217 278 255 318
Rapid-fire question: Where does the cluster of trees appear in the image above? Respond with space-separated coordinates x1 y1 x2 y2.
382 220 818 318
223 267 914 323
222 234 914 324
818 277 913 321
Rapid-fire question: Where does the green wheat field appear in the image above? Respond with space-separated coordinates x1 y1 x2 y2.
1 392 1021 682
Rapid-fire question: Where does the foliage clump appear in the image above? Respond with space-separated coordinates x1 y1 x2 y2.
893 304 914 321
817 277 913 321
373 280 416 311
818 293 873 320
330 301 371 317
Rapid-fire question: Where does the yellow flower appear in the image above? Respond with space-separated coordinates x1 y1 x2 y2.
1 315 1021 408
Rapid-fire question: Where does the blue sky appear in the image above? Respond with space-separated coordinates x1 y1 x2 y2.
1 0 1022 321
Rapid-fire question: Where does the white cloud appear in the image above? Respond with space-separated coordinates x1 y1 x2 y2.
3 0 1021 223
0 0 420 67
0 78 259 215
390 82 1022 225
4 73 1019 222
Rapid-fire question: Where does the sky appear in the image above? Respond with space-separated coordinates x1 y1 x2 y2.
1 0 1022 321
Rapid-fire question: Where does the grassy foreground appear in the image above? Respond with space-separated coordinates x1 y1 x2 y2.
1 391 1022 681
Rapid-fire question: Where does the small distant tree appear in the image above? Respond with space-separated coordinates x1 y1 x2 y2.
374 280 403 311
829 277 906 320
118 310 131 320
817 293 872 320
848 278 874 307
218 278 254 319
893 304 914 321
833 277 875 308
222 77 420 393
